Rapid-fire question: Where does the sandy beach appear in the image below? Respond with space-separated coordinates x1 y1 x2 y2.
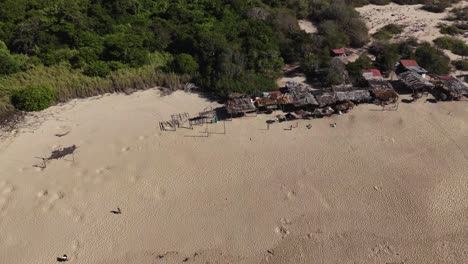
0 89 468 263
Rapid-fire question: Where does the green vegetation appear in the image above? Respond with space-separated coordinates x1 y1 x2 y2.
433 37 468 56
447 6 468 21
11 85 56 111
415 43 451 75
0 0 461 118
0 0 373 117
421 0 461 13
369 41 400 73
0 63 189 114
372 24 404 41
439 24 464 36
452 60 468 70
346 54 373 83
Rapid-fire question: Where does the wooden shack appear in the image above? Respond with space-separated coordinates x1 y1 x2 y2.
362 69 394 90
255 91 281 111
225 94 256 116
432 76 468 100
398 71 434 94
335 90 372 103
313 91 337 107
284 81 319 108
397 60 428 78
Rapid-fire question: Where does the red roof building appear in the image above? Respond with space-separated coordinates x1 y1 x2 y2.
398 60 427 75
400 60 418 67
332 49 346 56
362 69 382 78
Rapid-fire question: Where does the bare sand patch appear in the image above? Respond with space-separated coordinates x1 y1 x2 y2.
298 19 317 34
0 90 467 263
357 2 468 62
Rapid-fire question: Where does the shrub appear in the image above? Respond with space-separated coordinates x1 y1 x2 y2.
373 24 403 40
452 60 468 70
415 43 450 75
0 49 21 75
11 85 57 111
370 41 400 73
439 24 464 35
84 61 111 77
433 36 468 56
346 53 373 83
170 53 199 76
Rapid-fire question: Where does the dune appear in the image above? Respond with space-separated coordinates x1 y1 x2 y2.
0 89 467 263
357 2 468 63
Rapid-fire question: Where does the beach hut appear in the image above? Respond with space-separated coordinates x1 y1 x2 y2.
284 81 319 108
432 75 468 101
397 60 428 78
332 48 346 57
362 69 394 90
398 71 434 94
313 91 337 107
335 90 372 103
255 90 282 111
225 94 256 116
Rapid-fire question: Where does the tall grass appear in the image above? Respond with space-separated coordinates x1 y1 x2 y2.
0 61 189 118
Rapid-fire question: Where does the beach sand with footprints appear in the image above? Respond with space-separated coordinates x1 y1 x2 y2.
0 89 468 263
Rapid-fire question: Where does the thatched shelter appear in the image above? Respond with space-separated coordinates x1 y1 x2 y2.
432 76 468 100
335 90 372 103
362 69 394 90
331 84 355 92
255 97 279 110
225 94 256 115
367 79 394 90
313 91 337 107
371 89 399 104
398 71 434 93
285 81 319 107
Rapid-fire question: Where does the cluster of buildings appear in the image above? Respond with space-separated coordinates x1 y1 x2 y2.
226 59 468 117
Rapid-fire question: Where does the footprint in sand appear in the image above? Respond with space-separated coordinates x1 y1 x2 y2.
154 187 167 200
0 182 15 216
41 191 65 212
65 207 84 223
37 190 48 198
280 184 297 201
128 175 140 183
275 218 292 238
285 190 296 201
120 147 131 153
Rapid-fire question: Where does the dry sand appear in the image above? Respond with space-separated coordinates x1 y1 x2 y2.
1 89 468 264
298 19 317 34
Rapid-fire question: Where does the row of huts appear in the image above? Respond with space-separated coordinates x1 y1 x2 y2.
226 60 468 116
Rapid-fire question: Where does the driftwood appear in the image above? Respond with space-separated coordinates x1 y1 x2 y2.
35 145 78 169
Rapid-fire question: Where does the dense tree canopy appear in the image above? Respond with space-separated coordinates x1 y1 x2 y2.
0 0 372 99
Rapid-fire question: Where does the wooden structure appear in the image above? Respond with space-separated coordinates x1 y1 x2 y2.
432 76 468 101
313 91 337 107
332 48 346 57
398 71 434 94
284 81 319 108
397 60 428 77
335 90 372 103
225 94 256 116
362 69 394 91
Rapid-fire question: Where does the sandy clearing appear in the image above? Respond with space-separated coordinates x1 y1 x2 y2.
298 19 317 34
0 89 467 263
357 2 468 63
